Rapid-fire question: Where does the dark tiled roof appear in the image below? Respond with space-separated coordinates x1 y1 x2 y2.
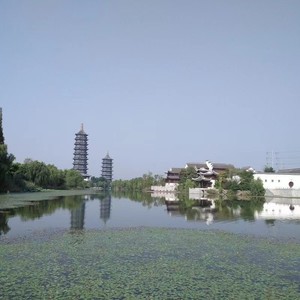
166 168 183 174
186 162 234 169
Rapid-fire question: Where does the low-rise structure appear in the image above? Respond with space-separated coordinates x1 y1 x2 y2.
151 161 234 194
254 171 300 197
151 167 182 192
254 173 300 189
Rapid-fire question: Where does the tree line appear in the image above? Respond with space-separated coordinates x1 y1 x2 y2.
0 113 114 193
0 119 85 193
0 155 88 193
111 173 164 192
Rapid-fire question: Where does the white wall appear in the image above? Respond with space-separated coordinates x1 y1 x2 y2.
254 173 300 189
150 183 178 192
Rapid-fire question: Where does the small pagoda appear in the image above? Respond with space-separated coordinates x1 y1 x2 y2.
192 160 218 188
101 152 113 182
73 124 89 178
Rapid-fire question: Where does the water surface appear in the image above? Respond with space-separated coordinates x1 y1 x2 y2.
1 192 299 241
0 192 299 299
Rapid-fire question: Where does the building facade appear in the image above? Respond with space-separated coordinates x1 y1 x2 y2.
101 153 113 182
254 173 300 190
73 124 89 178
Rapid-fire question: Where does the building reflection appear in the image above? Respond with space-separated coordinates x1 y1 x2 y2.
255 198 300 220
100 195 111 224
70 202 86 230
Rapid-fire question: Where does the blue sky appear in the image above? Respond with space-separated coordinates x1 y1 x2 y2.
1 0 300 179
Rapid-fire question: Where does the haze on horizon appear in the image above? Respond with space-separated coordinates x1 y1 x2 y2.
1 1 300 179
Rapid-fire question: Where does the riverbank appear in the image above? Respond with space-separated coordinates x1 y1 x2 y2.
0 189 100 210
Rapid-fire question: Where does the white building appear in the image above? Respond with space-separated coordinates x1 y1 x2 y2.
254 173 300 189
254 172 300 197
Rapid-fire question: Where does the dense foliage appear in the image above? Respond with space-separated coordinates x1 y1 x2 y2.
0 111 4 145
112 173 164 192
215 169 265 198
0 113 88 193
0 156 86 193
90 176 111 191
264 166 275 173
177 166 198 192
0 145 15 192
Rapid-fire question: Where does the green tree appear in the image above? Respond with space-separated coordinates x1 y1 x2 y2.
0 144 15 192
111 173 164 192
47 164 65 189
19 160 50 188
0 110 4 145
90 176 111 190
238 170 253 191
264 166 275 173
249 178 265 197
65 169 84 189
177 167 197 192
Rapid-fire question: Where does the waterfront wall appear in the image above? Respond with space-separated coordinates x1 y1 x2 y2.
265 189 300 198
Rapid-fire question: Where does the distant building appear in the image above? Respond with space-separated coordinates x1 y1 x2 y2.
165 167 182 184
254 171 300 198
254 172 300 190
73 124 89 178
151 167 182 193
185 162 234 173
101 153 113 182
151 161 234 193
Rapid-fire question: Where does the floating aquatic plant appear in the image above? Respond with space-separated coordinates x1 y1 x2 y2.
0 228 299 299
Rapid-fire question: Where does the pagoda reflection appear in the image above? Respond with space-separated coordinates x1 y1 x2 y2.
100 195 111 224
70 202 86 230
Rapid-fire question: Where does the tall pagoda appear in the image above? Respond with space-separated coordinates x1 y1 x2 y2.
73 124 88 177
101 153 113 182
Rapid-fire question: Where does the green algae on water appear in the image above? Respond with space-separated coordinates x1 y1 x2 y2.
0 228 299 299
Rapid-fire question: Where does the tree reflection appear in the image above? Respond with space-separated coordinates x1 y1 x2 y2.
0 212 10 235
112 191 165 208
165 196 266 224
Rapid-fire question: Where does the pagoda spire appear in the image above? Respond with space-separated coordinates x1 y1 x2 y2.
73 124 89 177
80 123 85 133
101 152 113 182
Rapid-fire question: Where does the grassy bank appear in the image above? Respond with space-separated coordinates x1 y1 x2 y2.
0 189 98 210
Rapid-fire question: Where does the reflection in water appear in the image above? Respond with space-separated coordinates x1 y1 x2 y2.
0 213 10 235
0 193 115 235
70 202 86 230
255 198 300 220
163 195 300 226
100 195 111 224
154 192 268 225
1 192 300 240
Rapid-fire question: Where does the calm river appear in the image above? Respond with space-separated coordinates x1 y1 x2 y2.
1 192 300 299
1 192 299 241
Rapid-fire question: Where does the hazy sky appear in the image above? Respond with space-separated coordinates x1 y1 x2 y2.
1 0 300 179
